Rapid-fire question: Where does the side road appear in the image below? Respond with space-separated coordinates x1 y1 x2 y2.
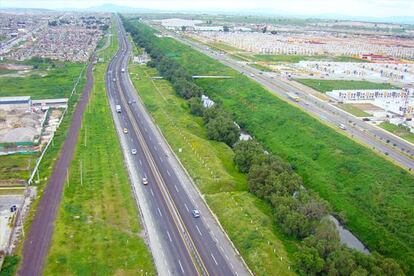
18 59 94 276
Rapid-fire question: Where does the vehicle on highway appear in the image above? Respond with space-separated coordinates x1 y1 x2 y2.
131 149 137 155
121 68 125 73
113 78 116 82
339 123 347 130
116 104 122 113
128 100 132 104
250 73 254 77
192 209 200 218
287 92 300 102
123 128 128 134
142 177 148 185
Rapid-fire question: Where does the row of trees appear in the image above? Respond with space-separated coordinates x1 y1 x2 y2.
123 18 240 147
233 139 404 275
122 17 404 275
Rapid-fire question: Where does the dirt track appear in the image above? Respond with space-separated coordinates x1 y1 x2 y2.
18 60 94 276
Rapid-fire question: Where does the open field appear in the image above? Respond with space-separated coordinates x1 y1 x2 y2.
137 22 414 272
380 122 414 144
44 23 155 275
293 78 397 93
0 155 35 182
129 63 295 275
0 60 84 99
335 103 371 117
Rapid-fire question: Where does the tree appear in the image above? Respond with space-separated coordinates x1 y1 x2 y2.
205 115 240 146
295 246 325 275
188 97 204 116
233 140 264 173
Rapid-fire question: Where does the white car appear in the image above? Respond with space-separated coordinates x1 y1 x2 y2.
142 177 148 185
192 209 200 218
131 149 137 155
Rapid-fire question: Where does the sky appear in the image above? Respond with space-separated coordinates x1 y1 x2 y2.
2 0 414 18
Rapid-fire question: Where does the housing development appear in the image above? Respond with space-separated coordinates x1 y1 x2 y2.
0 1 413 276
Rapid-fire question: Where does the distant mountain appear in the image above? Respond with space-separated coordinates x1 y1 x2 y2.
82 4 158 13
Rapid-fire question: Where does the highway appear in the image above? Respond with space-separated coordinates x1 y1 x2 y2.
106 17 248 275
162 30 414 171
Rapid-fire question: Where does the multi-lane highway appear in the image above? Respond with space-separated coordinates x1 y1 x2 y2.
160 29 414 171
106 17 248 275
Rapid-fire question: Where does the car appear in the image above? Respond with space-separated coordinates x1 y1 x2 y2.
123 128 128 134
192 209 200 218
128 100 132 104
113 78 116 82
131 149 137 155
339 123 347 130
142 177 148 185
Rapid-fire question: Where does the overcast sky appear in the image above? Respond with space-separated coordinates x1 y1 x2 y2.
2 0 413 17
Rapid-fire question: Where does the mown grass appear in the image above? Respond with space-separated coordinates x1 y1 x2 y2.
140 26 414 273
129 64 295 275
380 122 414 144
294 78 398 93
336 103 371 117
44 21 155 275
0 62 84 99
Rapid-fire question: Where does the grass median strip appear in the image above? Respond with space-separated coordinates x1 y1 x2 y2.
44 22 155 275
129 63 295 275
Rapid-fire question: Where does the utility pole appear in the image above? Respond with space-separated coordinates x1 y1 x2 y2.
84 126 87 147
80 160 83 186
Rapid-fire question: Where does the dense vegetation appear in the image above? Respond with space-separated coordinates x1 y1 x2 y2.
123 17 411 274
234 139 403 275
294 79 397 93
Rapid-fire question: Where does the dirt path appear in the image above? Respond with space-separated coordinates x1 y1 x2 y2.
18 60 94 276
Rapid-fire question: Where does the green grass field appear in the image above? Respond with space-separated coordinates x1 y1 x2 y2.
0 154 35 182
294 79 397 93
336 104 371 117
44 21 155 275
135 22 414 273
129 63 295 275
380 122 414 144
0 62 84 99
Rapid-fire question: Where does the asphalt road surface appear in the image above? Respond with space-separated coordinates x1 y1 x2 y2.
106 17 248 275
18 60 94 276
165 30 414 171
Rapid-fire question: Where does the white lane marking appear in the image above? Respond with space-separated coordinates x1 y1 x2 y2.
150 188 154 197
184 203 189 212
167 170 171 176
174 185 179 193
211 253 218 266
153 145 157 151
160 158 163 163
220 246 224 252
230 263 234 269
225 254 230 261
144 127 148 132
149 136 152 141
139 159 142 166
157 207 162 217
178 259 185 274
166 231 172 242
130 138 133 142
196 225 203 236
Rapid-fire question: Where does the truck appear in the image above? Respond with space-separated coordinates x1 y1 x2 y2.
116 105 121 113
